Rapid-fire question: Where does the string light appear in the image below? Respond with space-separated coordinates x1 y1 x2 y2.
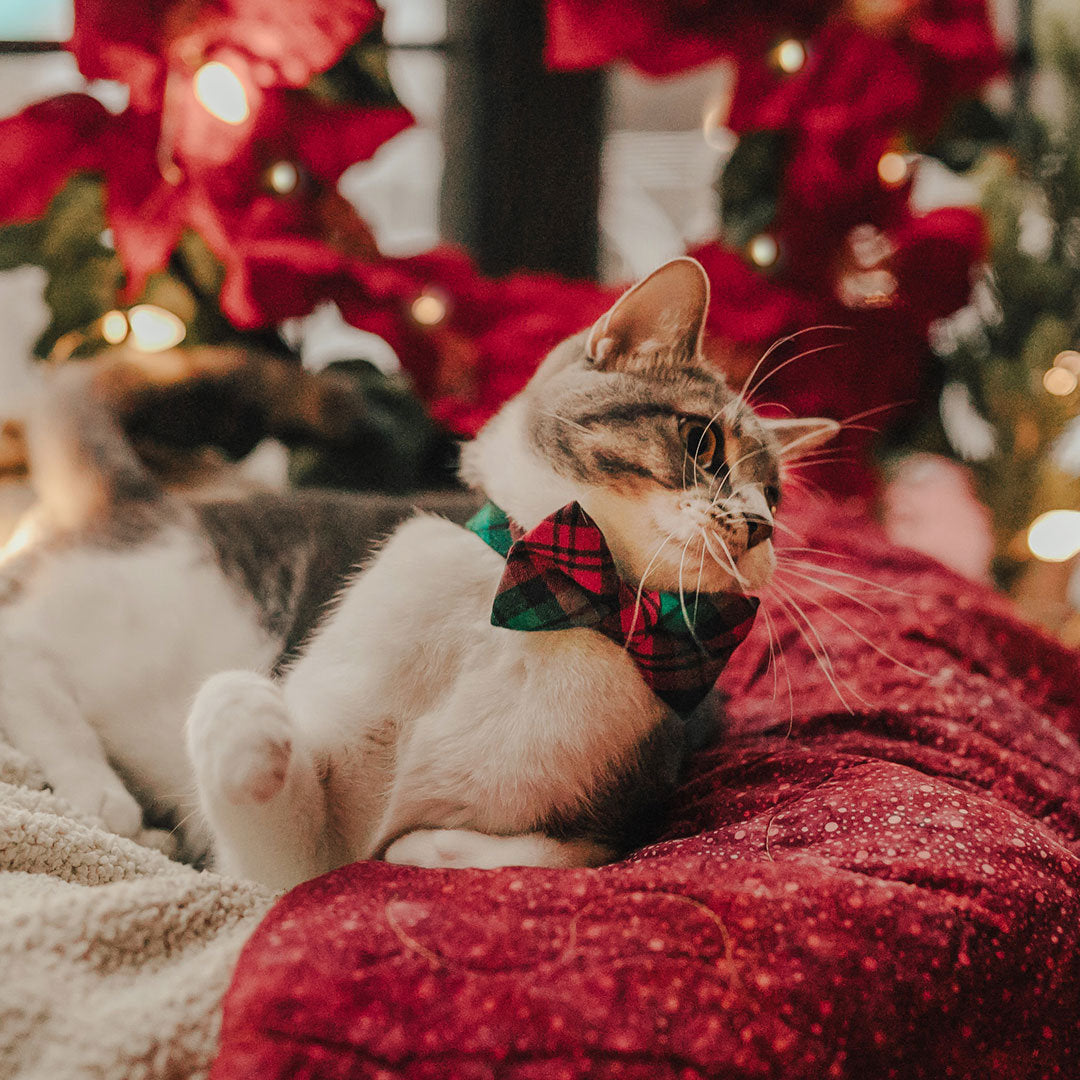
1044 367 1078 396
1053 350 1080 375
127 305 186 352
193 61 250 125
877 151 909 187
100 310 129 345
268 160 299 194
1027 509 1080 562
747 234 779 268
411 291 448 326
772 39 806 74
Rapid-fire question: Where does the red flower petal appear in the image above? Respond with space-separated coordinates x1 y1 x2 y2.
0 94 109 222
72 0 382 100
892 206 986 332
71 0 164 112
293 100 414 184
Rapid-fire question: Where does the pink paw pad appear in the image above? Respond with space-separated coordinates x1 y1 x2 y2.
223 737 292 805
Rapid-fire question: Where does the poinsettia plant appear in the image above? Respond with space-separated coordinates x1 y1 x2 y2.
546 0 1003 495
0 0 411 350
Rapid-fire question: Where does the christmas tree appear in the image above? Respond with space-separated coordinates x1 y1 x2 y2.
928 0 1080 636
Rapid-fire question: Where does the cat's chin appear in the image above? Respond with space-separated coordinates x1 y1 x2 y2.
735 540 776 591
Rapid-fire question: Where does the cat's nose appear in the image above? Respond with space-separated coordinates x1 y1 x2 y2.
745 516 773 550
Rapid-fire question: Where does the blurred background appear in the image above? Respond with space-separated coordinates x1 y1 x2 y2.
0 0 1078 641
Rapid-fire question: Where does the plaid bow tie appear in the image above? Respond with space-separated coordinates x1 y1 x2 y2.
466 501 759 716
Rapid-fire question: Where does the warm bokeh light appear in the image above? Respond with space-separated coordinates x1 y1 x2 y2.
411 292 447 326
774 39 806 74
1053 349 1080 375
193 61 250 125
268 160 299 194
1027 509 1080 562
0 516 37 566
100 309 128 345
1044 366 1078 396
748 233 779 268
127 305 186 353
877 151 909 187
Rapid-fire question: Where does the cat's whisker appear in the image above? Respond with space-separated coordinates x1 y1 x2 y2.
624 528 680 645
776 558 915 597
837 400 916 427
544 411 592 435
741 343 847 410
759 601 795 736
774 566 888 619
734 325 852 413
779 449 859 465
777 578 931 679
759 598 779 699
775 545 852 560
778 474 833 503
829 423 886 435
768 517 807 543
702 530 750 589
693 535 707 622
676 534 706 650
769 582 865 712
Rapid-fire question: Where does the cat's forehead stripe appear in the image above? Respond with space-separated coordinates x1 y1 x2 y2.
576 402 684 427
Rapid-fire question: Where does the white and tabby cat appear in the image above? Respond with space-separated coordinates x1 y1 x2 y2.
0 258 835 889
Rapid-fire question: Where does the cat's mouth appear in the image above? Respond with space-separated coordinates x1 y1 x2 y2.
585 491 775 598
665 494 776 593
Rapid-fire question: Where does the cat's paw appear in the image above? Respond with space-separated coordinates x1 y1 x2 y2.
187 671 294 808
384 829 487 868
385 829 613 869
52 770 143 837
136 826 180 858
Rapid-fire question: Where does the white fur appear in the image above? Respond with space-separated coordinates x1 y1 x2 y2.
187 513 661 887
0 526 276 854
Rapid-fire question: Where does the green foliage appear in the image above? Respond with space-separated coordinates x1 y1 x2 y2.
927 98 1010 174
931 29 1080 570
716 129 788 251
308 23 403 110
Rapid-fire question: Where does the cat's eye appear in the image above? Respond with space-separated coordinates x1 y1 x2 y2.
764 484 780 512
679 418 720 470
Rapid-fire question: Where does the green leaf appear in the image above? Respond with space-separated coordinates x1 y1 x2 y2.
716 129 789 250
308 25 403 110
926 98 1010 173
0 220 44 270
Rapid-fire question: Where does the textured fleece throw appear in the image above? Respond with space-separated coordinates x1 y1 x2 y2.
0 741 273 1079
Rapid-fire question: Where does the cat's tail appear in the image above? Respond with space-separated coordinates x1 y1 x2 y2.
25 358 163 532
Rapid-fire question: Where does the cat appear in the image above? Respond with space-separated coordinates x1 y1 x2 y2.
0 257 836 889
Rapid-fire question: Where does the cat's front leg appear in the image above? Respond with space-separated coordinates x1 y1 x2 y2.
187 670 331 890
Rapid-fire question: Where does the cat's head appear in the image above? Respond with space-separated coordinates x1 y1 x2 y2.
461 257 837 595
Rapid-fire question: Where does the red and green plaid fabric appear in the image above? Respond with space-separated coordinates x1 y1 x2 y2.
467 501 759 716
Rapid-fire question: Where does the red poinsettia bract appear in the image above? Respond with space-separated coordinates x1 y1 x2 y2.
71 0 382 114
544 0 823 75
0 89 411 326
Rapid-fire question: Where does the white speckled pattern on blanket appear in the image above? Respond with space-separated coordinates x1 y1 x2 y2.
0 734 273 1080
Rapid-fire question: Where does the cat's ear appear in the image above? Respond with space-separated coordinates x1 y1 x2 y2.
760 416 840 456
587 257 710 371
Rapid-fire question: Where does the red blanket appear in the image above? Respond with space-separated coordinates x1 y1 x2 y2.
211 493 1080 1080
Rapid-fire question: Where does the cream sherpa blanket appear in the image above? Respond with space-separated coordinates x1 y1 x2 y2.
0 736 273 1080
